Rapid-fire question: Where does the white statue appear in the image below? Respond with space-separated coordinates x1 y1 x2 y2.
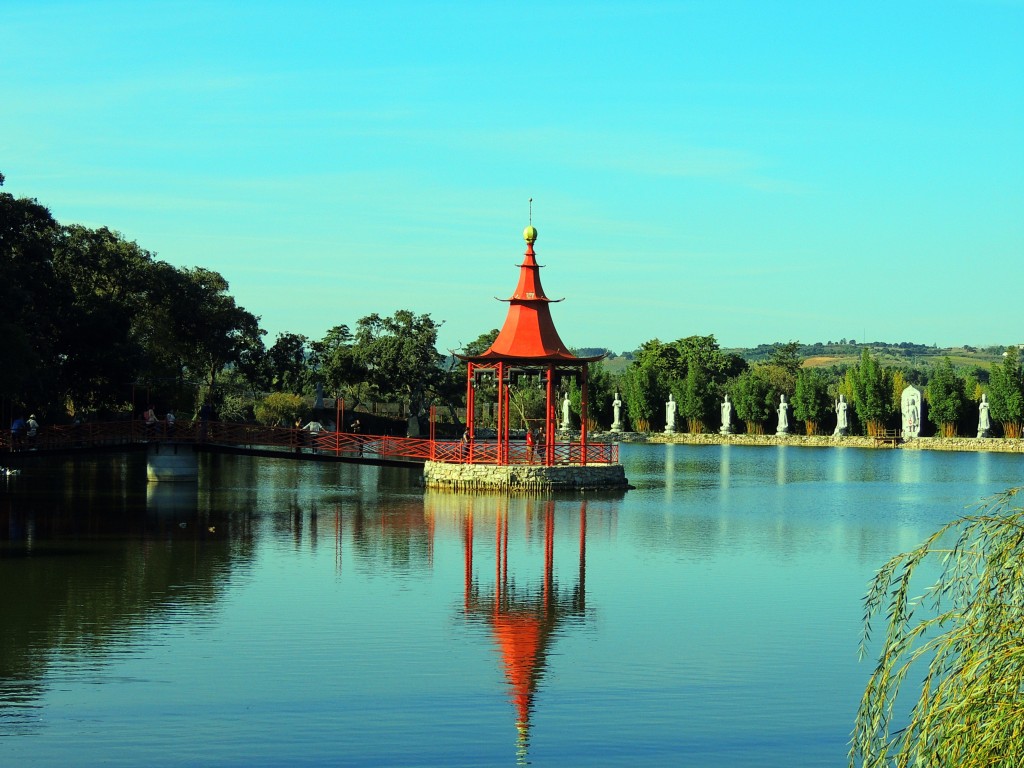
776 394 789 435
611 392 623 432
719 394 733 435
906 398 919 436
901 386 922 439
834 394 849 436
561 392 572 432
664 393 677 434
978 393 992 438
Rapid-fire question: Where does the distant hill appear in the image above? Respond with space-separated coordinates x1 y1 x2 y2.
732 341 1006 373
573 347 615 358
590 341 1012 377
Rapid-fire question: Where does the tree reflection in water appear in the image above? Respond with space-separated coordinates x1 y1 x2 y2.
0 460 238 733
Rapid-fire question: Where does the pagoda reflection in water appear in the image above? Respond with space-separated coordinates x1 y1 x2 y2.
424 493 595 764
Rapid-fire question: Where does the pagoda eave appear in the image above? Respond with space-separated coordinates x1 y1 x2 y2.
457 352 605 365
497 296 565 304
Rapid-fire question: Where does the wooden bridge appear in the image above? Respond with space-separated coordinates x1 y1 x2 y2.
873 429 903 448
2 420 618 469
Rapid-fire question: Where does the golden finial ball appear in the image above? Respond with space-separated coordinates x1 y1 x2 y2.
523 225 538 243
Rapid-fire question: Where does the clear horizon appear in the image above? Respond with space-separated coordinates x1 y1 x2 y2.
4 1 1022 354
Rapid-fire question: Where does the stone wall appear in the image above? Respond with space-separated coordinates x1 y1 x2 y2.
423 461 629 493
602 431 1024 453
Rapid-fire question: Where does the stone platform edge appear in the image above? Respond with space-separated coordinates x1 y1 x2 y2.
423 461 629 493
602 432 1024 453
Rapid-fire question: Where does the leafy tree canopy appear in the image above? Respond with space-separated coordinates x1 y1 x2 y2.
354 310 444 428
926 357 967 436
989 346 1024 437
461 329 499 357
792 368 831 435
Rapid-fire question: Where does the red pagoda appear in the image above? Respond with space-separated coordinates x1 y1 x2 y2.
458 224 605 467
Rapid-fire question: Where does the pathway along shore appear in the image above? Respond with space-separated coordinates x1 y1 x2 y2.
606 432 1024 453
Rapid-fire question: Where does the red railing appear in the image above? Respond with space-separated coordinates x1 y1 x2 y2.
1 420 619 466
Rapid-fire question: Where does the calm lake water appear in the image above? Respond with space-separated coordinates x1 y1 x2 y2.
2 443 1021 767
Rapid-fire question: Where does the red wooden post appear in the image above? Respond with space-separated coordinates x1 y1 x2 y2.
466 363 476 464
429 405 436 460
580 364 589 465
545 364 555 466
497 362 506 465
335 397 342 456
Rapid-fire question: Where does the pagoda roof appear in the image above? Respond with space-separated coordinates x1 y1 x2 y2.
459 226 603 364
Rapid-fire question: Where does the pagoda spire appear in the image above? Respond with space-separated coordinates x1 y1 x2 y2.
478 225 576 360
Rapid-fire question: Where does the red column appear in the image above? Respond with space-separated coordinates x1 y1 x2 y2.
335 397 343 456
580 364 589 465
497 362 505 465
465 364 476 463
545 364 555 466
429 405 436 460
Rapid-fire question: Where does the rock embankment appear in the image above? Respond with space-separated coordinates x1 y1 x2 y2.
597 432 1024 453
423 460 629 492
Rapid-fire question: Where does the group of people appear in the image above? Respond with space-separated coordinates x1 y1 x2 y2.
525 427 545 462
143 406 175 437
9 414 40 448
458 426 544 462
290 416 364 454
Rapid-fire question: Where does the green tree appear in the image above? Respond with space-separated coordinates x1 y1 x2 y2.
766 341 803 376
620 335 745 433
254 392 304 426
0 190 63 410
792 368 831 435
731 369 773 434
267 332 310 394
586 361 615 431
989 346 1024 438
620 354 662 431
508 374 547 431
51 225 153 414
851 488 1024 768
451 329 501 430
461 329 500 357
849 349 893 435
354 310 444 436
890 369 908 417
675 335 734 378
680 360 713 433
567 360 615 431
926 357 967 437
0 178 271 421
165 267 266 403
313 324 367 409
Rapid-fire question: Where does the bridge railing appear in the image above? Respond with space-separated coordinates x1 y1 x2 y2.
425 439 617 466
3 420 619 466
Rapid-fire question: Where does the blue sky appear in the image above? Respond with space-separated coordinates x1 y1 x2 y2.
3 1 1022 355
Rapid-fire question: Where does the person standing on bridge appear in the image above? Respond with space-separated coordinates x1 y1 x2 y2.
303 418 324 454
11 416 26 449
350 419 362 456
